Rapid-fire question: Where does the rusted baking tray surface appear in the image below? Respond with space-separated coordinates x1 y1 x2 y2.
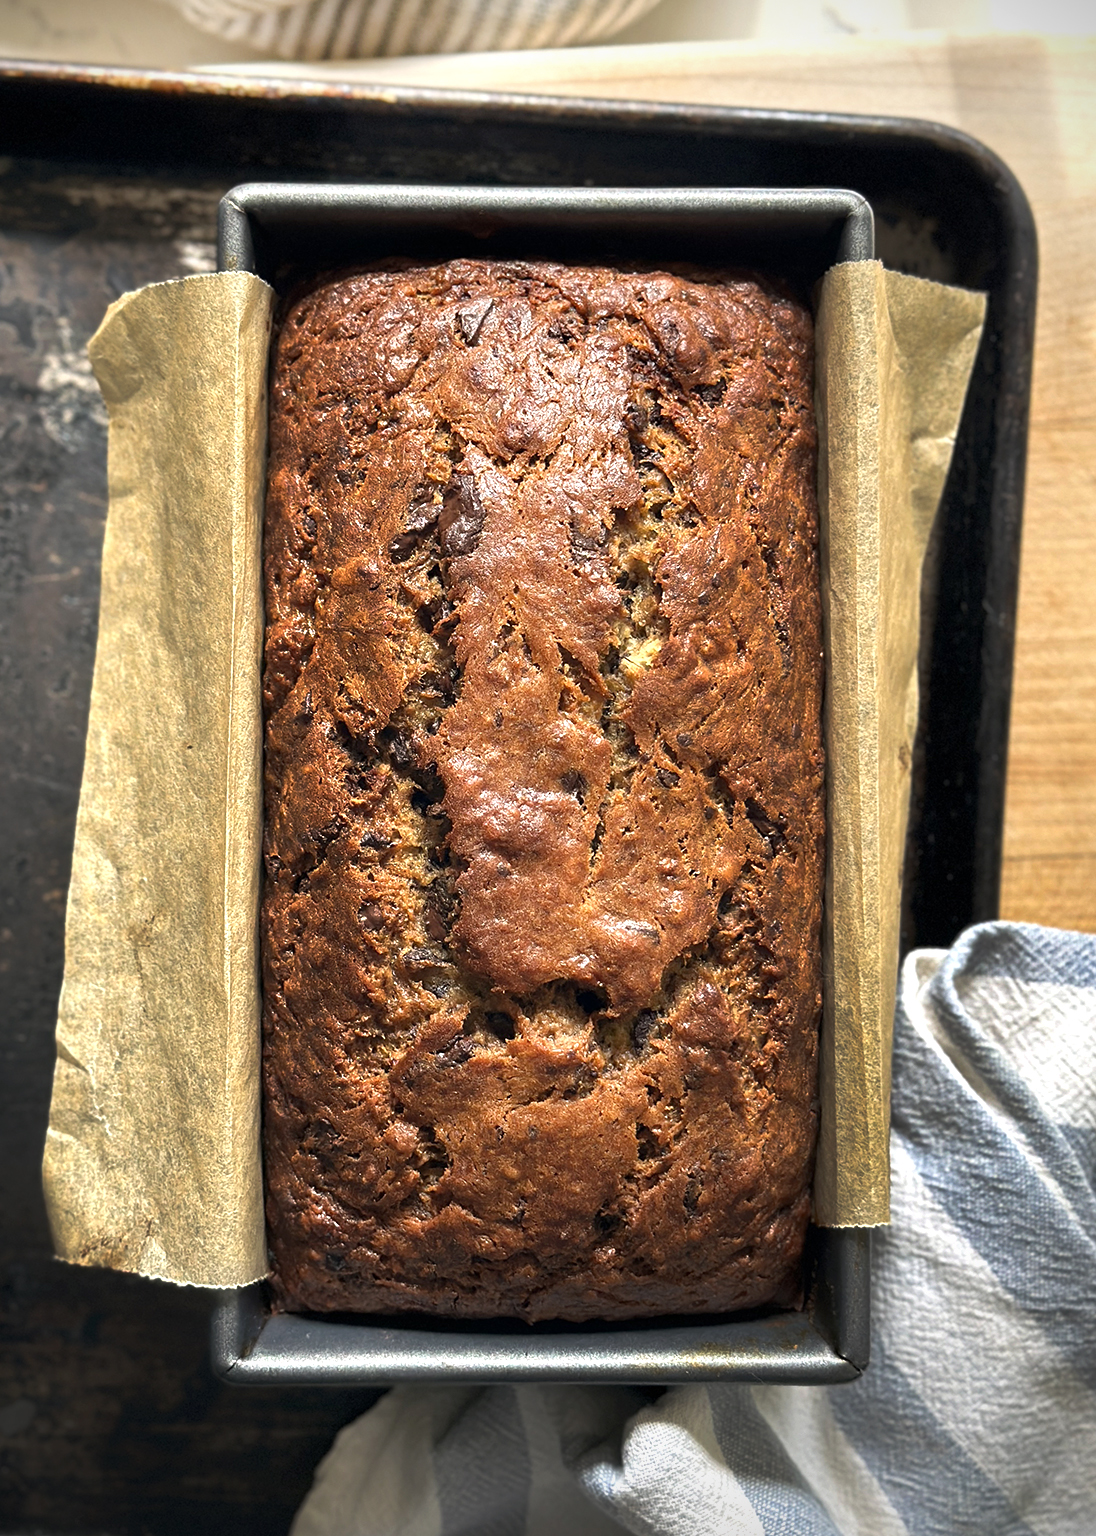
0 62 1034 1389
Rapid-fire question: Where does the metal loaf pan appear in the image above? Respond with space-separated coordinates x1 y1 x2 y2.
213 182 872 1385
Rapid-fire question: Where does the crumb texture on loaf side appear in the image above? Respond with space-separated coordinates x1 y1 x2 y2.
261 260 823 1321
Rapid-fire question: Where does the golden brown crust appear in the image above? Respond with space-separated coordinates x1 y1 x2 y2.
261 259 824 1321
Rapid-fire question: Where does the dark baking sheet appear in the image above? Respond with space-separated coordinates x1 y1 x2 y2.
0 60 1034 1531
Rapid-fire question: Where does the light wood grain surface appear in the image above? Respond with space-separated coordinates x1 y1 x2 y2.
270 31 1096 933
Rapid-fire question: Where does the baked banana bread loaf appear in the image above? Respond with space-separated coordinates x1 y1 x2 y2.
261 258 824 1321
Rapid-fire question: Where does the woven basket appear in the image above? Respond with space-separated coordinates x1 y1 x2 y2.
171 0 663 61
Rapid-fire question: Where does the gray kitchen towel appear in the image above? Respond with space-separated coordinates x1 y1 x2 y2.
292 922 1096 1535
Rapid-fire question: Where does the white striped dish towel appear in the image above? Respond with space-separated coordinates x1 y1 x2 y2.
289 921 1096 1535
167 0 662 60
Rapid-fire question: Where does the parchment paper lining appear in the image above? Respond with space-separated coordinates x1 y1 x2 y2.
42 262 985 1285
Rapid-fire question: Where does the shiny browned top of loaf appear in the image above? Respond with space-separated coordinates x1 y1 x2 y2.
262 258 824 1321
